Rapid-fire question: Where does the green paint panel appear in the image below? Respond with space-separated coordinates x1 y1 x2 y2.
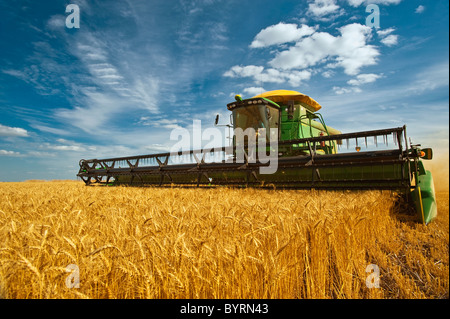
411 169 437 224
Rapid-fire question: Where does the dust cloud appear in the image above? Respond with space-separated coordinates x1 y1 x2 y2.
425 150 449 192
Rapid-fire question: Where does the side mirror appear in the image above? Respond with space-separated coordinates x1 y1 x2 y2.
214 114 219 126
420 148 433 160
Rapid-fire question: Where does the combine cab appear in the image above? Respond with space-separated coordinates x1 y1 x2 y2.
77 90 437 224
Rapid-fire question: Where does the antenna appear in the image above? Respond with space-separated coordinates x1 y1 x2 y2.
214 114 233 147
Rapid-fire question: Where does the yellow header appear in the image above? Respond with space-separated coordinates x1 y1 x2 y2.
252 89 322 112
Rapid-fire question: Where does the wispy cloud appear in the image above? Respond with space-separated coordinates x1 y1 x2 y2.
138 117 182 130
3 0 236 149
405 60 449 93
40 138 97 152
2 40 76 96
30 124 73 136
51 27 162 133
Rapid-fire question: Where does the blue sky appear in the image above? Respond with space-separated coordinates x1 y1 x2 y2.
0 0 448 181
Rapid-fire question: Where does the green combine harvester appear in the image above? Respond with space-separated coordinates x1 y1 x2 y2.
77 90 437 224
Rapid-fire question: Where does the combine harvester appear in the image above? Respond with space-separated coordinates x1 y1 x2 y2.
77 90 437 224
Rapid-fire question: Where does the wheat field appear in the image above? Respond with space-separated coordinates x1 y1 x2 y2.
0 180 448 299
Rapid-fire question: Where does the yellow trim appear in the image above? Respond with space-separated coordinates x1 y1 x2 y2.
417 186 425 225
252 90 322 112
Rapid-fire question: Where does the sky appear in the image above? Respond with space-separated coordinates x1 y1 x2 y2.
0 0 448 182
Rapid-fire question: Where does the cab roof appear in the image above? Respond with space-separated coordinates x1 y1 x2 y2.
252 90 322 112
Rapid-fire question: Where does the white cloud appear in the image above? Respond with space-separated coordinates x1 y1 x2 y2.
269 23 379 75
347 73 383 85
211 91 225 98
40 139 92 152
25 138 98 160
250 23 316 48
0 150 21 156
307 0 340 18
380 34 398 46
0 124 29 137
377 28 398 47
376 27 395 37
47 145 84 151
287 70 313 86
267 32 335 70
224 22 388 87
46 15 66 30
347 0 402 6
333 86 362 95
322 70 335 78
144 144 171 153
223 65 264 78
26 151 57 158
415 5 425 14
224 65 311 86
243 87 266 96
